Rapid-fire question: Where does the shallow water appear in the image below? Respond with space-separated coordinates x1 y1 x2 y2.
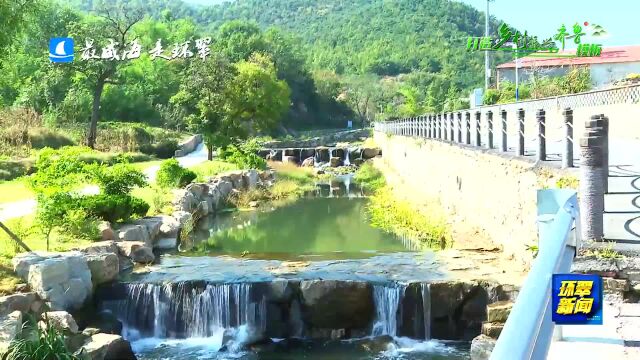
130 336 470 360
182 196 414 261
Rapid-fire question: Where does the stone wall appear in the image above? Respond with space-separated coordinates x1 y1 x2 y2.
373 132 575 265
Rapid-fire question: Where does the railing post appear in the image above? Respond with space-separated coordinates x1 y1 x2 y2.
465 112 471 145
537 109 546 161
500 109 508 152
475 111 481 146
427 115 432 138
602 114 609 194
457 112 462 143
486 110 494 149
562 108 574 168
517 108 525 156
442 113 446 140
449 113 455 142
580 116 606 241
438 114 442 139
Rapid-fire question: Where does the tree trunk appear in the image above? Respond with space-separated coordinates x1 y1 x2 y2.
87 78 106 149
207 144 213 161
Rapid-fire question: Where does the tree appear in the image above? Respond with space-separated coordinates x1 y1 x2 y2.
338 75 382 126
67 2 143 148
173 52 290 160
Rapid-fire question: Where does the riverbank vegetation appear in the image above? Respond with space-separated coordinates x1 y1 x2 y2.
354 163 386 191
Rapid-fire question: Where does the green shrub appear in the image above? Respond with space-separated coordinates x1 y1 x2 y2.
354 162 386 191
0 159 34 181
3 314 80 360
139 139 179 159
80 194 149 223
28 128 75 149
483 89 500 105
218 139 267 170
156 158 196 188
61 209 100 241
89 163 147 196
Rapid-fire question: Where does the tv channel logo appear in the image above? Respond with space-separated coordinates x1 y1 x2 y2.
552 274 603 325
49 37 74 63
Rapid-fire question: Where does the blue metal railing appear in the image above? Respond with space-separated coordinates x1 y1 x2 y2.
490 189 580 360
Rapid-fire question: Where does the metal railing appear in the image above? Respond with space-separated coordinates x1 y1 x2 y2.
490 189 580 360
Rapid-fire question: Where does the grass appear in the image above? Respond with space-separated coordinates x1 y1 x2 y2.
0 179 34 204
190 160 240 182
583 241 623 259
0 255 22 295
556 175 579 190
353 162 386 191
131 185 173 215
366 186 451 250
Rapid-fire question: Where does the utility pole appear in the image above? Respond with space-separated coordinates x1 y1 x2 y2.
485 0 494 90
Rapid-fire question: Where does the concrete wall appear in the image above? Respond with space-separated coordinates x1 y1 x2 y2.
497 62 640 88
373 132 574 265
590 62 640 87
175 134 203 157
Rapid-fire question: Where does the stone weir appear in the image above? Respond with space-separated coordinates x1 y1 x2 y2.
257 146 381 167
95 278 517 344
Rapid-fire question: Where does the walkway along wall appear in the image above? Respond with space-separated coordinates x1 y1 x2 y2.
372 131 575 265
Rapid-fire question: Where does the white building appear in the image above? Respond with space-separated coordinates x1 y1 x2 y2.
496 45 640 88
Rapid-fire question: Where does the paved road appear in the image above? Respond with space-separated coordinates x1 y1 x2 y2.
0 142 209 222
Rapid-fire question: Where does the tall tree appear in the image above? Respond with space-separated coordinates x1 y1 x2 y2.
68 2 143 148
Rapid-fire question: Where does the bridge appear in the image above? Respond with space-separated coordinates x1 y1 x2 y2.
373 84 640 359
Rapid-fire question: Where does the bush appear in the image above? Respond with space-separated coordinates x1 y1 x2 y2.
80 194 150 223
61 209 100 241
218 139 267 170
3 314 80 360
0 159 34 181
138 138 179 159
156 158 196 188
354 162 386 191
89 163 147 196
483 89 500 105
28 128 75 149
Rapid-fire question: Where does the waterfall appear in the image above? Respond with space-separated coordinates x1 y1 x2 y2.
371 284 405 337
344 148 351 166
421 283 431 340
344 176 351 197
101 282 266 340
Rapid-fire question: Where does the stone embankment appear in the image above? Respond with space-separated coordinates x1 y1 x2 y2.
258 146 381 168
0 168 274 358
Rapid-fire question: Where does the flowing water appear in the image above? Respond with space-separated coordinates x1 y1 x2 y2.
100 178 470 359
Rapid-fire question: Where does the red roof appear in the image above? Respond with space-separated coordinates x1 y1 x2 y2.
496 45 640 69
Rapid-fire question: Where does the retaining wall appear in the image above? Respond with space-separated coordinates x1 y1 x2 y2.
373 132 576 265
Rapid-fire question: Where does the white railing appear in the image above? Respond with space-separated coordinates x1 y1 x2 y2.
490 189 580 360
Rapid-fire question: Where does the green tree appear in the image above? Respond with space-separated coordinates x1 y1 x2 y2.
67 2 143 148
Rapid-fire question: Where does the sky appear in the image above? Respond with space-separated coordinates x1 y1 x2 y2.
459 0 640 47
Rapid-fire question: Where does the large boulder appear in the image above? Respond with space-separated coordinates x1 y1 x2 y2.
14 252 93 311
362 147 381 159
0 292 36 317
85 253 119 286
214 180 234 201
0 311 22 353
243 170 260 189
226 170 245 190
116 224 150 246
486 301 513 323
79 241 131 274
116 242 154 264
172 189 198 212
186 183 208 200
470 334 496 360
300 280 373 330
159 215 181 238
172 211 192 227
329 157 343 167
77 333 136 360
97 221 115 241
42 311 79 334
301 157 315 167
134 217 164 242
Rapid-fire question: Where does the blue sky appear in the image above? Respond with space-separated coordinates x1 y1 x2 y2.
459 0 639 47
